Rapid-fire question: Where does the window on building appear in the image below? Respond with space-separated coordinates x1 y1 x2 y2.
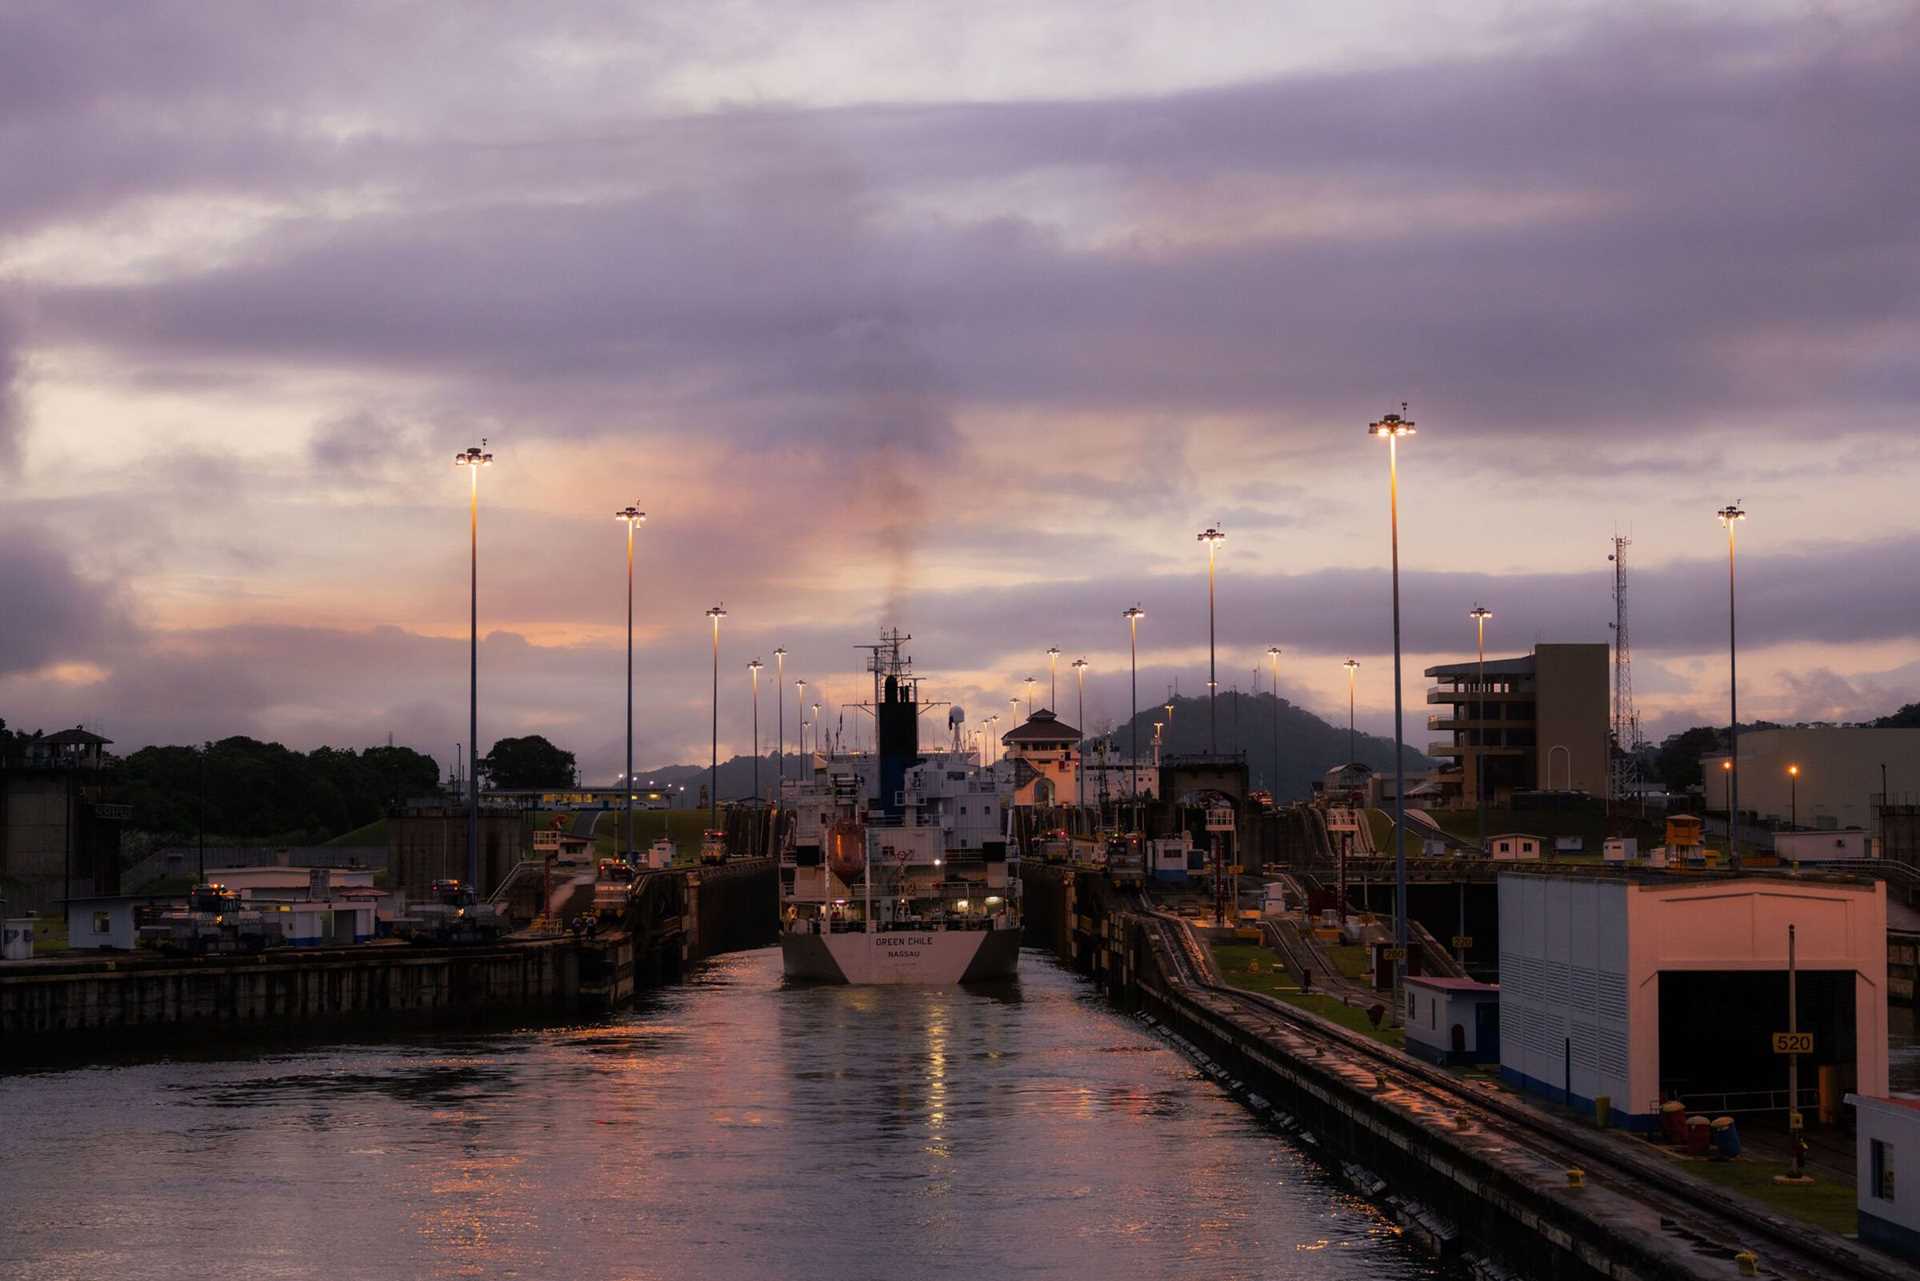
1872 1139 1895 1201
92 911 111 934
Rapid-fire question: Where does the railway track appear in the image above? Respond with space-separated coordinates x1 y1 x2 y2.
1138 909 1903 1281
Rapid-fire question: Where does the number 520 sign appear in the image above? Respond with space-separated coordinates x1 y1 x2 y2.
1772 1031 1814 1054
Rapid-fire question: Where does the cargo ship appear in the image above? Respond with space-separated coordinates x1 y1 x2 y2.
778 631 1022 984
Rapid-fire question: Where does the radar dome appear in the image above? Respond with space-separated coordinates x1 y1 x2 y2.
948 706 966 726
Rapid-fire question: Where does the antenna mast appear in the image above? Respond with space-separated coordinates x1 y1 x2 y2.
1608 536 1643 816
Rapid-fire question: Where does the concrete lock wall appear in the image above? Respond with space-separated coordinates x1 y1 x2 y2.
1 941 581 1051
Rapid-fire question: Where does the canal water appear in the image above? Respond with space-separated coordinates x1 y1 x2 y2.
0 950 1446 1281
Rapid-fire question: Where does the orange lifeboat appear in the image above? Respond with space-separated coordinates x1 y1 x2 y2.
827 816 867 882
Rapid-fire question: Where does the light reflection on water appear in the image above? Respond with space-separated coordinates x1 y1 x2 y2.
1 949 1447 1281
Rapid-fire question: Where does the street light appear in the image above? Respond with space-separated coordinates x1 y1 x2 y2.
1198 527 1226 753
1369 405 1416 1019
813 702 822 757
1266 646 1282 793
1343 658 1360 765
749 659 764 803
1024 676 1038 718
1717 502 1747 868
1124 606 1145 809
773 647 786 792
615 503 646 857
988 714 1000 768
1047 647 1061 710
454 439 493 889
1788 763 1800 831
795 679 808 764
1470 606 1493 854
706 605 726 828
1073 657 1089 809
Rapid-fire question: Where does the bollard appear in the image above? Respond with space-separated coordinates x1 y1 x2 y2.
1566 1168 1585 1189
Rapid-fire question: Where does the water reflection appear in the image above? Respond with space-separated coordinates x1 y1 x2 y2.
2 949 1446 1281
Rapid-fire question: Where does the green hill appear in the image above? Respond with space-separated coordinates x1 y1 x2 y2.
1090 692 1426 802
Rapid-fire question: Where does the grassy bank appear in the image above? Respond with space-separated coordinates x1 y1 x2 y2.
1681 1155 1856 1235
1211 942 1403 1048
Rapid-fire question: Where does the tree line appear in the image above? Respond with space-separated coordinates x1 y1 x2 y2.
1 720 580 843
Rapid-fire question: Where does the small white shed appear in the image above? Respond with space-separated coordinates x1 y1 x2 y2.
1846 1093 1920 1262
1489 833 1542 861
1404 977 1501 1066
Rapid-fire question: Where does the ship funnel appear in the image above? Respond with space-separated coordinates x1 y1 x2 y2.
876 666 919 816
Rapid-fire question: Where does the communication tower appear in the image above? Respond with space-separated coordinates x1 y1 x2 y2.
1607 536 1644 814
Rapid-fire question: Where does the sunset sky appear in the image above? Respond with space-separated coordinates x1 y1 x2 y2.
4 1 1918 780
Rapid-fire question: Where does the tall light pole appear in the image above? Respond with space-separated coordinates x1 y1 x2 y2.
1344 658 1360 764
1072 658 1089 810
1198 527 1226 753
1370 406 1416 1018
1021 677 1036 718
1470 605 1493 854
1788 763 1800 831
773 647 786 792
795 680 807 766
616 503 645 857
1266 646 1282 792
813 702 822 756
988 714 1000 768
706 605 726 829
1718 502 1747 868
1047 647 1061 710
749 659 764 802
1124 606 1145 808
454 440 492 889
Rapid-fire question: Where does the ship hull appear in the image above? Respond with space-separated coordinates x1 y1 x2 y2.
781 925 1021 984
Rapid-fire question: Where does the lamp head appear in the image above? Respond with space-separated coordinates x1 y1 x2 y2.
748 659 763 673
706 605 727 621
1717 503 1747 526
1788 763 1799 777
614 504 645 525
773 646 785 658
1470 605 1492 622
455 441 494 467
1369 405 1416 438
1267 646 1282 657
1344 658 1360 672
1072 658 1088 671
1047 646 1061 658
1197 526 1226 546
1123 605 1145 622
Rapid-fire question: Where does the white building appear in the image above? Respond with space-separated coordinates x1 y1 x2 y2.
1405 977 1501 1066
1846 1093 1920 1263
1774 829 1870 863
1498 867 1888 1129
62 894 172 951
1490 833 1542 861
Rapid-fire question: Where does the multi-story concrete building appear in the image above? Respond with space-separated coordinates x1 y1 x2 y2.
0 727 129 914
1424 643 1608 809
1701 726 1920 831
